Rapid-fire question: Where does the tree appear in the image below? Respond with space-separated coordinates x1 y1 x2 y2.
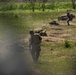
29 0 36 12
71 0 75 9
41 0 48 11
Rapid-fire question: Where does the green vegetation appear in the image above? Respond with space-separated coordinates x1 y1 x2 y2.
0 4 76 75
36 42 76 75
64 40 71 48
0 2 73 11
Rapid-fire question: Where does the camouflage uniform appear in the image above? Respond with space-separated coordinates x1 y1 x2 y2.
67 10 71 26
29 31 42 63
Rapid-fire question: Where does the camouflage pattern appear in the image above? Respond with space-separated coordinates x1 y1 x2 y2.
29 33 42 63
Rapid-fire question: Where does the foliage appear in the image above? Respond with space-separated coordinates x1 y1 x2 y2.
0 2 73 11
64 40 71 48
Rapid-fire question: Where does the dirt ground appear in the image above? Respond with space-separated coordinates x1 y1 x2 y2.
40 13 76 43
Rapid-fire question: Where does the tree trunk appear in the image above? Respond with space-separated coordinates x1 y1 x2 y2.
42 3 45 11
30 2 35 12
32 3 35 12
72 0 75 9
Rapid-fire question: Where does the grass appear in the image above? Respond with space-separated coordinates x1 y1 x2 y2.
36 42 76 75
0 10 76 75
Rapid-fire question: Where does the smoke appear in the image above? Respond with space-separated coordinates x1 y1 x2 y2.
0 29 32 75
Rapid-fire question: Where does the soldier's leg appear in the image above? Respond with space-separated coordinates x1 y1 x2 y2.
32 44 41 63
35 45 41 62
36 50 40 62
67 19 70 26
31 48 36 62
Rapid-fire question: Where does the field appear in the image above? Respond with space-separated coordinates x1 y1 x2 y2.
0 9 76 75
25 11 76 75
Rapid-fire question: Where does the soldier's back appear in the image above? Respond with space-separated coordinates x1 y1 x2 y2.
32 33 41 44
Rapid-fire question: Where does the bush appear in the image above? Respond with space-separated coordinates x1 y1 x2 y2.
45 3 55 9
35 3 42 10
64 40 71 48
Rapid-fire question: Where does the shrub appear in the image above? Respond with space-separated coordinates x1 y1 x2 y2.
45 3 54 9
64 40 71 48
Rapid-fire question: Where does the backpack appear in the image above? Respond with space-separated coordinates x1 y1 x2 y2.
32 34 42 44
